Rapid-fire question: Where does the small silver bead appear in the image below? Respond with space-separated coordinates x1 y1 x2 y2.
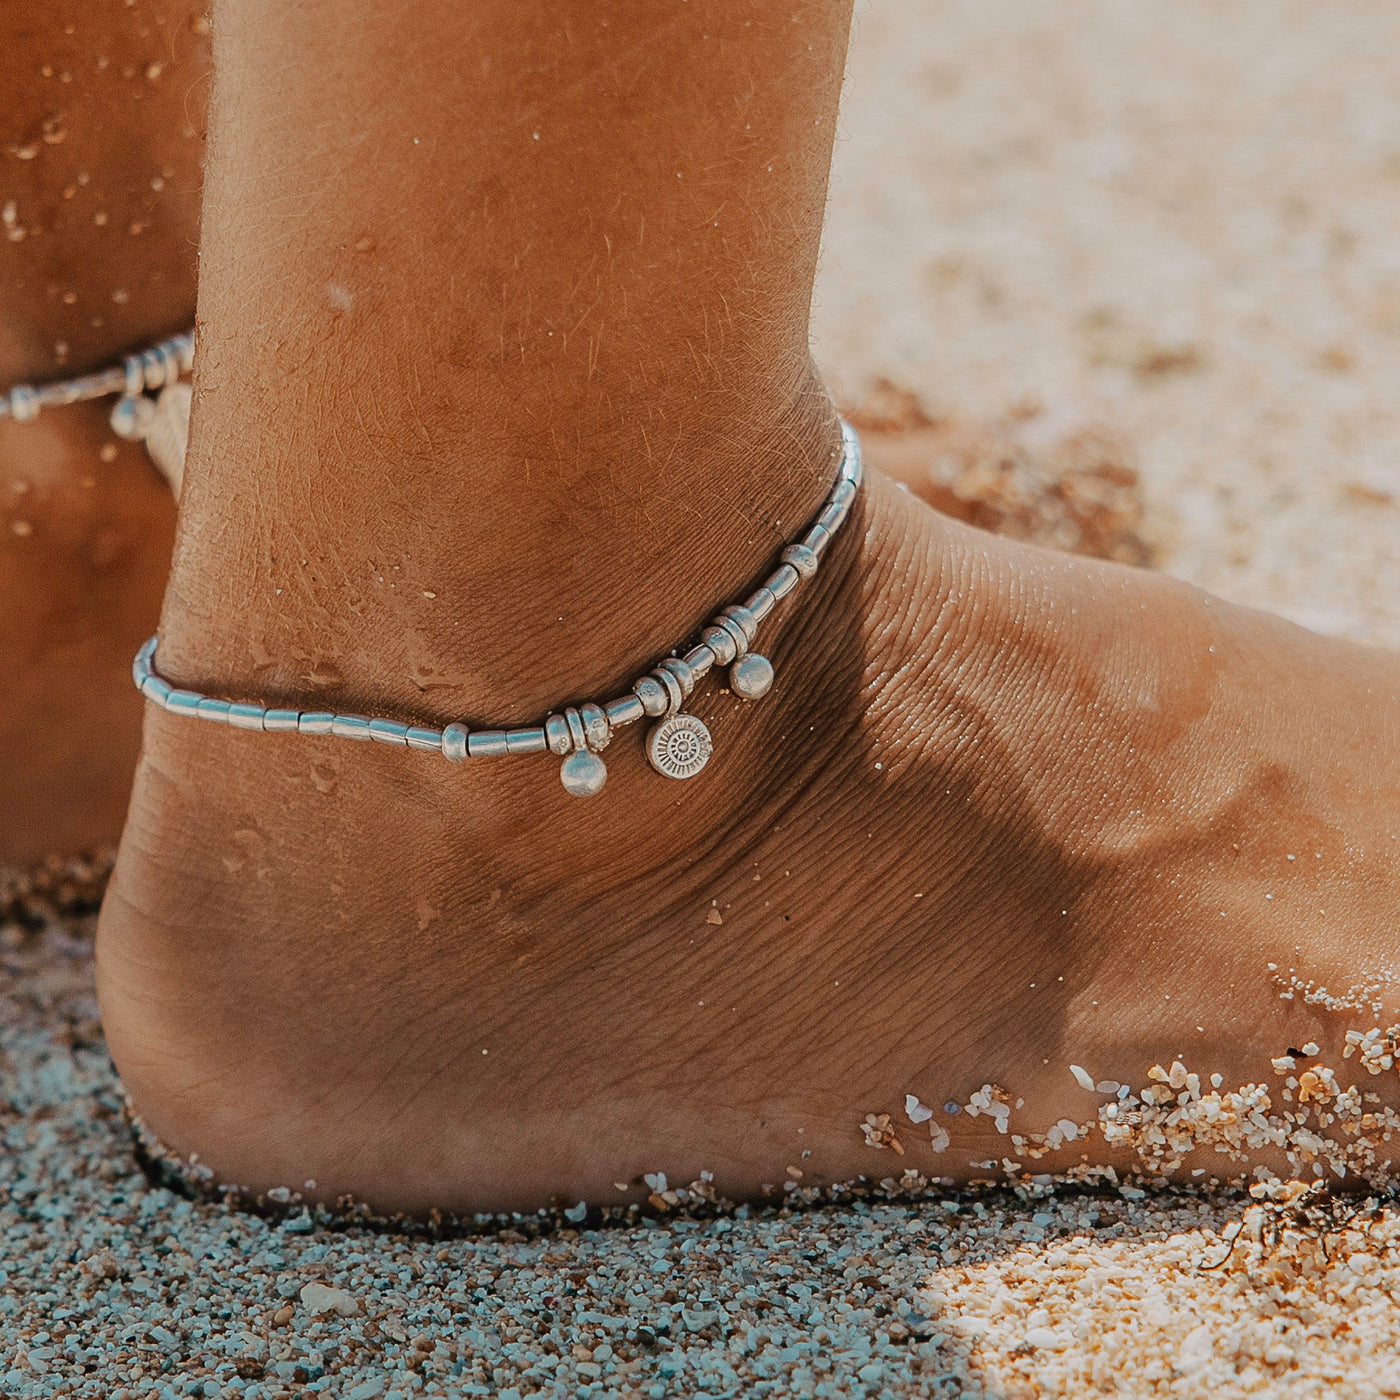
141 348 165 391
682 644 715 680
565 707 588 753
506 726 548 754
765 564 800 601
831 476 857 513
331 715 373 740
560 748 608 797
701 625 738 666
405 725 445 750
110 394 156 441
157 341 182 388
646 713 713 780
721 605 758 642
8 385 40 422
744 587 776 622
604 694 646 727
368 718 410 746
658 656 696 698
298 711 335 735
264 709 302 732
165 689 201 717
804 523 831 558
545 713 572 756
468 730 510 757
141 676 172 706
131 639 155 687
196 698 232 724
441 722 470 761
633 675 669 718
651 667 684 717
781 543 818 579
730 652 774 700
840 419 863 481
580 702 611 751
228 702 267 731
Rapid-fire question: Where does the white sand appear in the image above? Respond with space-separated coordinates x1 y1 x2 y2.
5 3 1400 1396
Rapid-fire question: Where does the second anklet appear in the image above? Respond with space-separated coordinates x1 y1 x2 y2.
133 420 863 797
1 329 196 491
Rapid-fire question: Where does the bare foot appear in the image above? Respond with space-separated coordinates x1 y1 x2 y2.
98 456 1400 1214
0 2 208 863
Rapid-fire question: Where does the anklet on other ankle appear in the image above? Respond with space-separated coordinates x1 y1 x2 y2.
132 421 864 797
2 330 195 491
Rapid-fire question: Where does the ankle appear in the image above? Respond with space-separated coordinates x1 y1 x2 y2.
158 365 844 723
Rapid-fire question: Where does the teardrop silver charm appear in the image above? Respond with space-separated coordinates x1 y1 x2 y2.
729 652 774 700
646 713 713 780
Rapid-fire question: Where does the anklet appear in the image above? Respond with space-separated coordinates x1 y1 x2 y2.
2 330 195 490
132 421 864 797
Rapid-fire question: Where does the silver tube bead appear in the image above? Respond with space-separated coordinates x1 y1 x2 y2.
650 667 684 717
658 656 696 698
634 675 669 718
468 730 510 757
369 719 410 746
682 644 715 680
840 419 863 479
165 689 201 717
331 715 373 740
765 564 800 601
831 477 857 513
228 702 267 731
442 722 469 761
580 702 611 751
264 709 302 732
817 502 845 535
123 356 145 399
141 676 172 707
744 587 776 622
506 726 548 755
405 725 444 751
804 523 832 558
196 698 232 724
604 694 646 727
545 714 572 756
299 712 335 735
701 624 738 666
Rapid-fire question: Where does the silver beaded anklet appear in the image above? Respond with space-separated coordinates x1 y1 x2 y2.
2 329 195 491
133 420 863 797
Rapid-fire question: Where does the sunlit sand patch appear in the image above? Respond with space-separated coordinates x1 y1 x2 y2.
924 1192 1400 1399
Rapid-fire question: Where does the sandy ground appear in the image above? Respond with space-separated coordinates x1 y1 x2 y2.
4 2 1400 1396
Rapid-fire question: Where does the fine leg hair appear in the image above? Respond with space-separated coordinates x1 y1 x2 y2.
162 0 855 716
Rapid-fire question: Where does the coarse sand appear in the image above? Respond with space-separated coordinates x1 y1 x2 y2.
4 2 1400 1396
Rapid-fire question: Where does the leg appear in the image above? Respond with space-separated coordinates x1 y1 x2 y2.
100 0 1400 1213
0 2 208 862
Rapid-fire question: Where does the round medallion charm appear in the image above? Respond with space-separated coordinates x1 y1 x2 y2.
560 749 608 797
729 652 774 700
646 713 713 781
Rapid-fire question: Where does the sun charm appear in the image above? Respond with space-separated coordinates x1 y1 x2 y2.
646 714 713 780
